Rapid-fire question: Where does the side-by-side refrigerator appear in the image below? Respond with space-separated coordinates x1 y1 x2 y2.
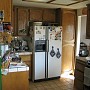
30 25 62 82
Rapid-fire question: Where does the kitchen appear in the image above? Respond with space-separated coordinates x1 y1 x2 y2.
0 0 90 90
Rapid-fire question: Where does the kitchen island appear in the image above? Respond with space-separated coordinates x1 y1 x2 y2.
74 56 87 90
2 62 29 90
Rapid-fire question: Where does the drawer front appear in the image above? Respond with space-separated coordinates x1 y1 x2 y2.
74 79 84 90
74 69 84 81
75 62 85 72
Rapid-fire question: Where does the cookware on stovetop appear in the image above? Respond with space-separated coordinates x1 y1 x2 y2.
79 42 89 57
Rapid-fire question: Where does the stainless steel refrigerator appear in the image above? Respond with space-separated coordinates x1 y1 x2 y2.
30 24 62 82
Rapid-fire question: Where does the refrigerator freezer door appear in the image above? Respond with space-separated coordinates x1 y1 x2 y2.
34 52 45 80
34 26 46 40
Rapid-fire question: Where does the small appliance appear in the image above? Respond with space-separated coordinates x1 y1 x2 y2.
79 49 89 57
79 42 89 57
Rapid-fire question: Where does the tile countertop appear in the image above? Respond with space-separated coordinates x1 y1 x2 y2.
2 62 29 75
1 52 32 75
76 56 89 63
16 51 32 55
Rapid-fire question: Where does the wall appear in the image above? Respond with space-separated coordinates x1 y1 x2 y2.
80 15 90 45
76 15 90 56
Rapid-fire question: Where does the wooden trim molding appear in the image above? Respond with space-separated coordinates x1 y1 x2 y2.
46 0 55 3
22 0 88 6
82 7 87 15
67 0 87 6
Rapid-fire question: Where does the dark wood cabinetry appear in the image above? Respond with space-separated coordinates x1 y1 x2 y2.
55 8 62 26
0 0 12 22
17 8 29 35
17 7 29 36
13 7 29 36
13 6 62 36
13 7 17 35
30 8 43 21
82 8 87 15
43 9 55 22
74 59 86 90
86 4 90 39
19 54 32 79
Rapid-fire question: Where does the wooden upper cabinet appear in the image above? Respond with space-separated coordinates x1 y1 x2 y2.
13 7 18 36
43 9 55 22
55 8 62 26
30 8 43 21
17 7 29 36
0 0 12 22
82 8 87 15
86 4 90 39
12 6 59 36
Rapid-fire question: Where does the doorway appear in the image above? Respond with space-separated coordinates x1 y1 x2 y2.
62 9 76 75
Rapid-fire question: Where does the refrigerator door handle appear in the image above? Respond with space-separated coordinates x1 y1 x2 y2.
46 40 49 52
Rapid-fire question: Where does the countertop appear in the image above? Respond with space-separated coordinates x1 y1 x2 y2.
15 51 32 55
18 52 32 55
2 61 29 75
76 56 87 63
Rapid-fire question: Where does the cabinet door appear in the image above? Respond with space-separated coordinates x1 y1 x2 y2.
74 69 84 81
12 7 18 36
74 79 84 90
82 8 87 15
19 55 32 79
0 0 12 22
55 8 62 26
86 5 90 39
43 9 55 22
17 8 29 36
75 60 85 72
30 8 43 21
74 60 85 90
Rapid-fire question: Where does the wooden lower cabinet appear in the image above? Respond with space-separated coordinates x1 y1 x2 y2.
19 54 32 79
2 71 29 90
74 59 86 90
74 78 84 90
19 54 31 66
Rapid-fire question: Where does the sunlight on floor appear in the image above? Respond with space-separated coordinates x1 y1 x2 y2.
61 72 75 80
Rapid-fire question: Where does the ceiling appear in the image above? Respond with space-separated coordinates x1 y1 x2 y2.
13 0 90 9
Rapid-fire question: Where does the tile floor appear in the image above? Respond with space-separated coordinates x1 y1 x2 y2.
29 75 76 90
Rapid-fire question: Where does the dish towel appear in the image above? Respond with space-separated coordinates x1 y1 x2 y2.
84 67 90 86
